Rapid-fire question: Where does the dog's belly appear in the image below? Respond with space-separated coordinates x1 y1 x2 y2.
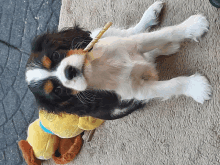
83 37 158 94
84 53 128 91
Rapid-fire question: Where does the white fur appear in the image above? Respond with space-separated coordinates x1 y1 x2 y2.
111 108 131 118
183 74 212 104
132 74 212 104
26 68 51 83
132 0 164 34
179 14 209 42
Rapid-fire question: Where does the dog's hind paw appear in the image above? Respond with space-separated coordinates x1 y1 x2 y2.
184 73 212 104
180 14 209 42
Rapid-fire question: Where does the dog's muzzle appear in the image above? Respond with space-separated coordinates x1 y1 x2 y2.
64 65 80 80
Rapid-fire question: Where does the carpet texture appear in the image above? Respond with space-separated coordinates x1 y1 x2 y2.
44 0 220 164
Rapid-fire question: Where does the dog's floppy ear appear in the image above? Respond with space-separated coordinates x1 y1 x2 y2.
31 25 92 53
31 33 49 53
52 25 92 50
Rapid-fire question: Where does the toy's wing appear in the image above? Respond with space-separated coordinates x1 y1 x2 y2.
78 116 104 130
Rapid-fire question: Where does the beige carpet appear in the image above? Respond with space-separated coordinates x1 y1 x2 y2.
44 0 220 164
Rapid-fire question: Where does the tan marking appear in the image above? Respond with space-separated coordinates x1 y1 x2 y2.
71 89 79 95
44 80 54 94
42 56 52 69
60 101 69 106
66 49 86 57
66 49 95 66
130 64 158 91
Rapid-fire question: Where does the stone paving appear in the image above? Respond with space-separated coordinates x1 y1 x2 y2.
0 0 61 164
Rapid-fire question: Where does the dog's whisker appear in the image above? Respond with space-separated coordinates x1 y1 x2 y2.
76 93 88 104
82 91 96 99
81 92 96 102
76 40 86 49
71 37 91 49
76 94 85 104
71 37 80 49
78 92 96 103
72 42 80 49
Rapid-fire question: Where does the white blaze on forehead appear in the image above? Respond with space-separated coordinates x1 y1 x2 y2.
26 68 51 84
64 54 85 68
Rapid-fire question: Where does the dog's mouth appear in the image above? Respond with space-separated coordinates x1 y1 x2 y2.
57 48 100 92
55 51 88 91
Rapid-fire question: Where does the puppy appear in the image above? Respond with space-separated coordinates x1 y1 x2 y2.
25 1 212 120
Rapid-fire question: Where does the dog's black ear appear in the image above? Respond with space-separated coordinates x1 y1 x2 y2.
31 25 92 52
51 25 92 50
62 25 92 50
54 26 93 50
31 33 49 52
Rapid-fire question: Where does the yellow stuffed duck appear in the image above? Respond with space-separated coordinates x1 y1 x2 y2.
18 22 112 165
18 110 104 165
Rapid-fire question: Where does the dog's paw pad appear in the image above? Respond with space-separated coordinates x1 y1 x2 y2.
181 14 209 42
184 73 212 104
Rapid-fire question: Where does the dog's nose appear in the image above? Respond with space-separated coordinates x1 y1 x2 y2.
64 65 79 80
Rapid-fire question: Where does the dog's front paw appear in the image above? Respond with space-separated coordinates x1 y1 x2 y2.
180 14 209 42
147 1 164 26
133 1 164 34
184 73 212 104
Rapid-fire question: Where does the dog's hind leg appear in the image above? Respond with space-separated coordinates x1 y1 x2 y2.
143 42 180 62
133 74 212 104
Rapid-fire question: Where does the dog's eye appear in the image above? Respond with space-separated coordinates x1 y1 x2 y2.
52 52 60 61
54 86 62 95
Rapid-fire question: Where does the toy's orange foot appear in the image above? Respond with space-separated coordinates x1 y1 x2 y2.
52 134 83 164
18 140 41 165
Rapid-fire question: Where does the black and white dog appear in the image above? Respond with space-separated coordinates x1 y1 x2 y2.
25 1 212 120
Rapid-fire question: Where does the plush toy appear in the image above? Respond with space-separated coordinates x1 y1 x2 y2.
18 22 112 165
18 110 104 165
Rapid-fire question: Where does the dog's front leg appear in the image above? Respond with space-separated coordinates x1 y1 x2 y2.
134 74 212 104
130 1 164 34
132 14 209 54
91 1 164 38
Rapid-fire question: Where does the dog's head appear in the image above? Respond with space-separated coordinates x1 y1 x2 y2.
25 26 93 114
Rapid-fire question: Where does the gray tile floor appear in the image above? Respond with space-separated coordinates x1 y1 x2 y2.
0 0 61 164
